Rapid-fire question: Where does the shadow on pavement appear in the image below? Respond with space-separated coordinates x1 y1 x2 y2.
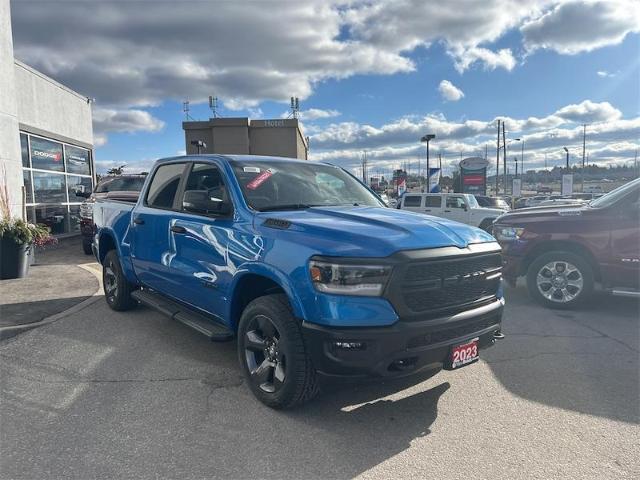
485 285 639 424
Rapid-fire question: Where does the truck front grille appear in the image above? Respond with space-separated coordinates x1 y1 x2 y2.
395 252 502 318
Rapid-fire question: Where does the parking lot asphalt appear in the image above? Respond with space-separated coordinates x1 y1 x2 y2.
0 281 638 479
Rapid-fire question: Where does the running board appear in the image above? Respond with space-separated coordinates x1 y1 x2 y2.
132 289 234 342
611 289 640 298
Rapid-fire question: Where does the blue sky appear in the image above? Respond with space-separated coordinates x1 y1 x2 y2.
11 0 640 175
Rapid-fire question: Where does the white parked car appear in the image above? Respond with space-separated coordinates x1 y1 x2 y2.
398 193 507 231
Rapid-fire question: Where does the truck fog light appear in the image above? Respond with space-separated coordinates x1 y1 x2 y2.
333 341 366 350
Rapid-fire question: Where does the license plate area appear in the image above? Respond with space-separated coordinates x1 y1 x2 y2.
446 337 479 370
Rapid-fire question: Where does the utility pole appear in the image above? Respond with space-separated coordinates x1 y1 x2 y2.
520 140 525 179
420 134 436 192
502 122 507 195
581 124 587 192
495 119 501 195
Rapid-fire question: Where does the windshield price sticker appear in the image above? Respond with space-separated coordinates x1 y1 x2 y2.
243 167 261 173
247 169 275 190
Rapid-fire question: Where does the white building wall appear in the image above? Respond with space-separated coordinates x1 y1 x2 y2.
0 0 23 218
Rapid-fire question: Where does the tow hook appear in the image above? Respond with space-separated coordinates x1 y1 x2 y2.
493 331 505 340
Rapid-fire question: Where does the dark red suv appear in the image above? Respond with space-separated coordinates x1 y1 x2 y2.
492 178 639 308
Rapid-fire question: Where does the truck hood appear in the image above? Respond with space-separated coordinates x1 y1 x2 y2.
256 206 495 257
496 204 589 224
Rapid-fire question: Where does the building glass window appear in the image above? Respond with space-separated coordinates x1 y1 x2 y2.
65 145 91 175
68 205 82 233
30 136 64 172
33 171 67 204
20 133 30 168
34 204 69 235
67 175 93 201
23 170 33 204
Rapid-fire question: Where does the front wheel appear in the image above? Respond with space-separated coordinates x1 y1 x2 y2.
526 251 594 309
103 250 137 311
238 294 318 409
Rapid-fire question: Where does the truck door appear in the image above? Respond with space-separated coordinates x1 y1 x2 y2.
444 195 469 224
167 162 238 319
606 189 640 290
130 162 188 294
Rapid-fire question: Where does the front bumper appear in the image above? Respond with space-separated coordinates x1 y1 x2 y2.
302 297 504 378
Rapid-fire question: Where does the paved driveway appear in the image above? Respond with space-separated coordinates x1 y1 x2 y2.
1 284 638 479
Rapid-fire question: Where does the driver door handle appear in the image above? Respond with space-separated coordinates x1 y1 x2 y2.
444 209 451 212
170 225 187 234
133 217 145 225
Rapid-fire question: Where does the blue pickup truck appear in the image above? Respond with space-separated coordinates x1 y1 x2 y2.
93 155 504 408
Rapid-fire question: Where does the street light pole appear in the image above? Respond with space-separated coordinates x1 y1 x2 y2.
420 134 436 192
563 147 569 171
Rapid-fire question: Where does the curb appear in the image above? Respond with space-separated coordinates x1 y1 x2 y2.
0 263 103 341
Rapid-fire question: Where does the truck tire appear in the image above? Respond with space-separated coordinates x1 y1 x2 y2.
82 239 93 255
526 251 594 309
103 250 137 311
478 218 495 233
238 294 319 409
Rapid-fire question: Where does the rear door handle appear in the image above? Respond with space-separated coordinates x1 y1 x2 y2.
424 209 431 212
170 225 187 234
444 210 451 212
133 217 145 225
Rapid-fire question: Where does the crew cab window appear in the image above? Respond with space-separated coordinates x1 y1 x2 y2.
446 196 467 209
182 163 230 215
403 195 422 207
145 163 186 209
425 195 442 208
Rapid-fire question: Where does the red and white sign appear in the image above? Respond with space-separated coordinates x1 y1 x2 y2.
246 169 274 190
463 174 484 185
450 337 479 369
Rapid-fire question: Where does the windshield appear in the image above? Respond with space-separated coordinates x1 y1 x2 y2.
231 161 384 211
589 179 639 208
95 176 146 193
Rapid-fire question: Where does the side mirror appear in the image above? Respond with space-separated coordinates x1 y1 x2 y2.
462 204 468 211
183 190 231 216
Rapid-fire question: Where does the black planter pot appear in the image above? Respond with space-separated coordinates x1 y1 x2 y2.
0 237 31 280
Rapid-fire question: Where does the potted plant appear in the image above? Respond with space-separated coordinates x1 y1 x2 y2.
0 174 56 279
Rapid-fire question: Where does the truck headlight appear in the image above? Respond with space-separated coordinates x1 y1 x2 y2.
494 226 524 241
309 260 391 296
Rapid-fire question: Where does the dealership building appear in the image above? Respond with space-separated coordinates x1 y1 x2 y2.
1 1 94 236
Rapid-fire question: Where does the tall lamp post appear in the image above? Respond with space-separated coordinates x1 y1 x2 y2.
420 134 436 192
505 138 521 194
563 147 569 170
191 139 207 154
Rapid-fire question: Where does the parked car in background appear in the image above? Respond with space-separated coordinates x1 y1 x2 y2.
92 155 505 408
583 184 604 194
535 198 586 208
475 195 511 211
493 178 639 308
76 174 146 254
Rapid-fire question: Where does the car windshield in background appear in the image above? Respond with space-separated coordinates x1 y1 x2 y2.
589 178 639 208
231 161 384 211
95 176 146 193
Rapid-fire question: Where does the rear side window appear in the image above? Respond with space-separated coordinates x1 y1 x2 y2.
446 196 466 209
425 195 442 208
146 163 186 209
403 195 422 207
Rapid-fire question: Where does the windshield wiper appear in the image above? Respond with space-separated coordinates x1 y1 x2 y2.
258 203 320 212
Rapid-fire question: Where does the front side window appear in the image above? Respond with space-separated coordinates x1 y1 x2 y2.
231 161 384 211
403 195 422 207
182 163 230 216
30 136 64 172
146 163 185 209
425 195 442 207
446 196 467 209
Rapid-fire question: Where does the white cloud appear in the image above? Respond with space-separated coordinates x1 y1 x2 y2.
438 80 465 102
596 70 617 78
299 108 341 121
522 0 640 54
309 100 638 174
92 108 165 146
451 47 517 73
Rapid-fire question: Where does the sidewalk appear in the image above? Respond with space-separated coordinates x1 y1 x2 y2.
0 236 101 339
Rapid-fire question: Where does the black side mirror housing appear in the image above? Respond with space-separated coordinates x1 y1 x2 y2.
183 190 231 216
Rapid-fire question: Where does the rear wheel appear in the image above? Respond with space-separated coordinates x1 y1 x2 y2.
82 238 93 255
526 251 594 309
238 294 318 409
103 250 137 311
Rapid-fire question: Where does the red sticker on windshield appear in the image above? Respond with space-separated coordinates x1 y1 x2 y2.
246 169 274 190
